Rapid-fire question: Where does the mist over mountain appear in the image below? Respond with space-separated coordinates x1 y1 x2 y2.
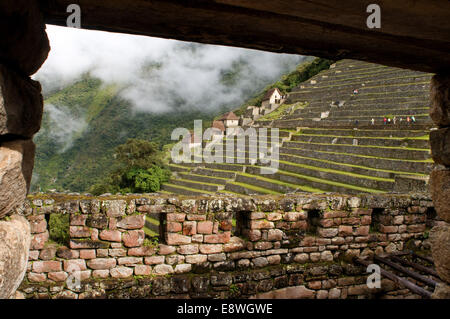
31 26 305 192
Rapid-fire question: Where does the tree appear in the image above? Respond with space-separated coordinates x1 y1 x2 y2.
89 138 170 195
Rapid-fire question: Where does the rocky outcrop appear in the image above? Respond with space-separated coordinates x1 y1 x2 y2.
0 215 31 299
430 127 450 167
430 74 450 126
430 167 450 223
0 65 44 137
429 73 450 297
0 0 50 76
431 283 450 299
429 224 450 283
0 140 35 219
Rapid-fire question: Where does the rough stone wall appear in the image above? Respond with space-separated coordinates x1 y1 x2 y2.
0 0 50 299
429 73 450 298
16 193 440 299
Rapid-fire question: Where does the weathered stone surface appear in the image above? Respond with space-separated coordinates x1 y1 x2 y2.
87 258 117 270
429 224 450 283
117 214 145 230
432 283 450 299
430 167 450 223
102 200 126 217
0 215 31 298
430 128 450 166
0 0 50 75
99 230 122 242
122 230 145 247
430 74 450 126
110 266 133 279
0 140 35 219
251 285 315 299
153 264 174 275
0 65 43 137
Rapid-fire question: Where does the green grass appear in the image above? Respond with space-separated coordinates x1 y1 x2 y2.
258 102 307 121
227 181 282 195
179 172 229 181
274 167 384 193
239 172 324 193
144 226 158 237
162 183 214 194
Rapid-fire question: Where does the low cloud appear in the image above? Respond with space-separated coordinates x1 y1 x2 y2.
35 25 305 113
42 103 87 153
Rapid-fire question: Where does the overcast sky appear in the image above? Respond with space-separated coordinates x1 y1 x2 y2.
34 25 305 113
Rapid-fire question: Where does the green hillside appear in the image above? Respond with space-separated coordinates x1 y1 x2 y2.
32 58 308 192
32 76 221 192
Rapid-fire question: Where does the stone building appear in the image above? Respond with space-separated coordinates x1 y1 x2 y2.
261 88 284 111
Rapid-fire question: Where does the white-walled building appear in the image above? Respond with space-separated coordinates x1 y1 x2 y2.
218 111 239 128
261 88 283 110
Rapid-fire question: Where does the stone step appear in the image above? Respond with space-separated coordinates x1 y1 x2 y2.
178 172 229 185
168 164 192 173
290 134 429 149
291 73 431 93
169 178 221 192
275 161 394 191
289 90 429 104
161 183 211 195
271 118 433 129
296 68 427 88
224 182 275 195
279 147 432 174
194 167 237 179
244 166 375 195
297 128 430 138
281 141 429 161
203 163 246 172
290 81 430 99
285 114 430 123
235 174 296 194
286 107 429 120
292 101 428 115
278 153 404 179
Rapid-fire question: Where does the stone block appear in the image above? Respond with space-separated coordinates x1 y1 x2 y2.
0 215 31 298
99 230 122 242
430 73 450 126
0 140 35 218
117 214 145 229
166 233 191 245
0 0 50 75
153 264 174 275
430 128 450 166
122 230 145 247
197 221 213 234
87 258 117 270
110 266 133 278
134 265 152 276
430 167 450 223
430 224 450 283
102 200 126 217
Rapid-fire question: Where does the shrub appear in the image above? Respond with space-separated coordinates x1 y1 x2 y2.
48 214 70 246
